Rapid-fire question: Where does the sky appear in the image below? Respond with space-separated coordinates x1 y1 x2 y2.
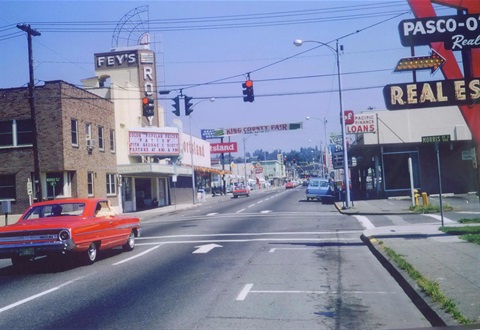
0 0 456 156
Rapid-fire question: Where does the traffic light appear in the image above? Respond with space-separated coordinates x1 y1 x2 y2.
172 96 180 117
185 95 194 116
242 80 254 102
142 97 155 117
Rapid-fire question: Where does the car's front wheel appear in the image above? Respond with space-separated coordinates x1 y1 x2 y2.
122 231 135 251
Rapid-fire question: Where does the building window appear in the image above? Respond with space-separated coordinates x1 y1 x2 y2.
98 126 104 150
71 119 78 146
87 172 94 196
0 119 33 147
109 129 115 152
85 122 92 141
17 120 33 146
0 174 16 200
106 173 116 196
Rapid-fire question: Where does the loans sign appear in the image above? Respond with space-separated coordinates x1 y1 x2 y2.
383 78 480 110
346 113 377 134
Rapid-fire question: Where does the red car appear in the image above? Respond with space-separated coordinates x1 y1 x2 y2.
285 181 295 189
232 185 250 198
0 198 141 267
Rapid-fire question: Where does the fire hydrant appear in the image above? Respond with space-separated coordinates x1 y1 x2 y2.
414 189 421 206
422 192 429 206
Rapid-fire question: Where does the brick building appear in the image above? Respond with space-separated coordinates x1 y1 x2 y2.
0 80 118 214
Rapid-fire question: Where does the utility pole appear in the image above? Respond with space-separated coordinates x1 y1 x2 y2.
17 24 42 201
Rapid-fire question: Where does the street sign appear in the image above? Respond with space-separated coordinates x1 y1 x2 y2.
421 135 451 144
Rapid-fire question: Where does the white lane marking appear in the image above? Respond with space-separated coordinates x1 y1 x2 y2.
256 200 263 204
0 276 87 313
236 284 395 301
206 213 218 216
138 231 362 240
192 243 222 254
247 204 256 208
354 215 376 230
113 244 163 265
423 214 455 224
137 237 360 246
236 283 254 301
457 211 480 214
269 247 316 253
236 209 245 213
260 210 272 214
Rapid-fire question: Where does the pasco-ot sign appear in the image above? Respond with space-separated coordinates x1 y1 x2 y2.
399 14 480 50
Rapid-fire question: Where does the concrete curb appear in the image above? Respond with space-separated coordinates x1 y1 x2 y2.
360 234 447 327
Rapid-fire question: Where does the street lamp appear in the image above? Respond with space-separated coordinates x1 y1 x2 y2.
188 97 215 204
296 39 351 208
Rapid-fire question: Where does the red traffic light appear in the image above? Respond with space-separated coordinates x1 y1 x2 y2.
244 80 253 88
142 97 149 105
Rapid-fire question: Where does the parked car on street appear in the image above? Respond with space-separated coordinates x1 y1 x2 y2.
305 178 334 203
0 198 141 267
232 184 250 198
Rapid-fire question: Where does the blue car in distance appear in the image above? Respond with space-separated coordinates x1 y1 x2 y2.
305 178 333 203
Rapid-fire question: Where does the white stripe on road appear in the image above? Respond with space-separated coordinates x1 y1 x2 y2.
0 276 87 313
113 244 163 265
236 209 245 213
236 283 254 301
236 283 395 301
138 231 362 240
354 215 376 230
137 237 360 246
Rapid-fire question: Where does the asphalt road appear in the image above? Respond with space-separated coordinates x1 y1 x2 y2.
0 188 433 329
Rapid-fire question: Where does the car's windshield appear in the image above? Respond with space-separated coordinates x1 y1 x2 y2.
23 203 86 220
309 180 329 188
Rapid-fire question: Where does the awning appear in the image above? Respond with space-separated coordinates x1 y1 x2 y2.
194 165 232 175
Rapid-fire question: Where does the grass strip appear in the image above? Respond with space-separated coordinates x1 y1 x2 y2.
382 245 472 325
439 226 480 246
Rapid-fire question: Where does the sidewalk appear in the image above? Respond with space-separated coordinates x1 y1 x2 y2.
337 194 480 326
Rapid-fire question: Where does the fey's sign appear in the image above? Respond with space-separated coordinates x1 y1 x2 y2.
399 14 480 50
383 78 480 110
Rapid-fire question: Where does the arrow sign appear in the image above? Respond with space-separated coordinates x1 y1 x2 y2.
394 49 445 74
192 244 222 254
